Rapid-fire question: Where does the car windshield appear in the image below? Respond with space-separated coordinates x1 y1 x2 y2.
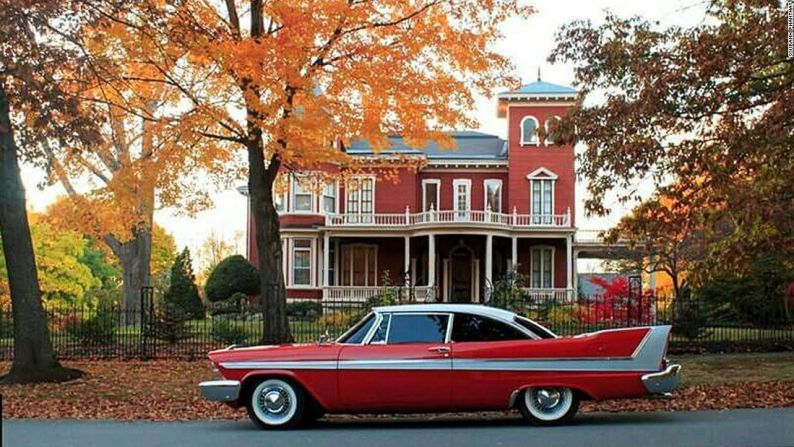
513 316 557 339
337 312 376 344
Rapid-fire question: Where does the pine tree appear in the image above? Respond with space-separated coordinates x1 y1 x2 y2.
163 248 204 320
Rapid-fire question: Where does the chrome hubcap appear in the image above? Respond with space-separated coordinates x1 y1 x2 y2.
258 387 291 415
535 388 562 410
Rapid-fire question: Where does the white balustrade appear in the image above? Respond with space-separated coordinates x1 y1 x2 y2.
325 209 570 229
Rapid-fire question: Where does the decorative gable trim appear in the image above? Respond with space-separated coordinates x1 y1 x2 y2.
526 167 559 180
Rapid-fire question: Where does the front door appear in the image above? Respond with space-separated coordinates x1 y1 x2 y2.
338 313 452 412
450 250 472 303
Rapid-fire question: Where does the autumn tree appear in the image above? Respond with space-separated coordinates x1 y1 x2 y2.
42 17 236 324
0 0 97 383
605 194 711 298
550 0 793 280
95 0 529 343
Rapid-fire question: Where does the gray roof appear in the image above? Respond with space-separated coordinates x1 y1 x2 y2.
347 131 507 160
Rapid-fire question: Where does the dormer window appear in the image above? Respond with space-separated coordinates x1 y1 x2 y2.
544 116 561 146
520 116 539 146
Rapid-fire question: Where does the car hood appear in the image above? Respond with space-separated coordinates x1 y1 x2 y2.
208 343 343 365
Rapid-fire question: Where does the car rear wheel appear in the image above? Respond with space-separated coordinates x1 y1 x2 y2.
246 378 305 429
518 387 579 426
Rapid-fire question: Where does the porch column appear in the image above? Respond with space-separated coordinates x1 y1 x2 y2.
566 234 573 291
322 233 330 288
428 234 436 287
511 236 518 269
404 236 411 277
485 234 493 293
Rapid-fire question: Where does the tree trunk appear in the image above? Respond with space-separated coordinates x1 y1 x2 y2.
106 229 152 326
0 82 81 383
247 133 291 344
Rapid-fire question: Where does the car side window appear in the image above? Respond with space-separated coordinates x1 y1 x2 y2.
369 314 391 344
340 313 376 344
386 314 449 344
451 313 529 342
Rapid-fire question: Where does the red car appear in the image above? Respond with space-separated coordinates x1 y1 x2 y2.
199 304 681 429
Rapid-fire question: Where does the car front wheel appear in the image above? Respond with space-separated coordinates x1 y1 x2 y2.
246 378 305 429
518 387 579 426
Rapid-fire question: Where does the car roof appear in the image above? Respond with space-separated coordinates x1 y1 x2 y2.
373 304 518 324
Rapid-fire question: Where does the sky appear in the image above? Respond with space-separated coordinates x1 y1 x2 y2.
20 0 710 270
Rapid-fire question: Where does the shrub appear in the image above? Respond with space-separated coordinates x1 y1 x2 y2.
147 302 191 344
208 292 247 317
319 310 358 328
205 255 259 302
546 305 576 327
163 248 204 319
211 320 249 345
287 301 322 320
65 304 117 345
490 266 527 312
671 289 711 341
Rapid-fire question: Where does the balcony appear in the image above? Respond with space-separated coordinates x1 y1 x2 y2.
325 207 571 230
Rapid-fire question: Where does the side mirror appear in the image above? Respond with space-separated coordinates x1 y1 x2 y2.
317 329 331 345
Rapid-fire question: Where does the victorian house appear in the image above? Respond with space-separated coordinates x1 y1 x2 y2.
242 79 582 303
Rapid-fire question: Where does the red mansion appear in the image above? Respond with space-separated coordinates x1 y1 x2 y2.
242 79 585 303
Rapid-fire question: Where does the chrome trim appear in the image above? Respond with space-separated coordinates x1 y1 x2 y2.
221 361 338 370
361 312 383 345
445 313 455 343
641 364 682 394
199 380 241 402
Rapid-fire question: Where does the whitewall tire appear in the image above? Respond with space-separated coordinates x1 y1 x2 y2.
246 378 305 429
518 387 579 426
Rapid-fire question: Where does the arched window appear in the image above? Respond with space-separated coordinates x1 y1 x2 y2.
520 116 539 146
544 116 561 146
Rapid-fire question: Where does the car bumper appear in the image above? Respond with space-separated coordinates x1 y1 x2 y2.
641 364 682 395
199 380 241 402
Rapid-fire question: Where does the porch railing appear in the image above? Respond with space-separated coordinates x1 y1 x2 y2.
325 207 571 229
520 288 576 303
323 286 438 303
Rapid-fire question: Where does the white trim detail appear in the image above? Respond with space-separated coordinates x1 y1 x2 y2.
526 167 559 180
422 179 441 212
519 116 540 146
483 179 503 213
452 179 471 221
530 245 555 289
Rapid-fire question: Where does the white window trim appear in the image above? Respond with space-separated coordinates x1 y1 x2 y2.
526 167 559 180
291 175 315 214
530 245 555 289
422 179 441 212
520 115 540 146
529 178 556 217
345 175 376 215
452 179 471 217
290 238 314 288
341 243 379 287
544 115 562 146
321 181 339 215
483 179 502 212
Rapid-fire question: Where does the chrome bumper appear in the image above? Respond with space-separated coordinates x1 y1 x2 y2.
641 364 682 395
199 380 241 402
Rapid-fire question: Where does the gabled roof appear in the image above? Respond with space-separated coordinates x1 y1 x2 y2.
498 80 578 100
347 131 507 161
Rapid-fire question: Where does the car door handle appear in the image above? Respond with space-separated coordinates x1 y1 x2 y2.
427 346 450 353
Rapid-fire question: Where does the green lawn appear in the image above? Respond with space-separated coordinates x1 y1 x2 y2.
671 352 794 386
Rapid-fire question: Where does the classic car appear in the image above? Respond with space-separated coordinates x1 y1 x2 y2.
199 304 681 429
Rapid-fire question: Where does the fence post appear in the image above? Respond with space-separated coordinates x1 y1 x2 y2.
140 286 154 359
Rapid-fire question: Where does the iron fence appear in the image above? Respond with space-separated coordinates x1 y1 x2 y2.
0 286 791 360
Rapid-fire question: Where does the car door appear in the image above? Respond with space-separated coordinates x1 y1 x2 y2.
449 313 535 410
338 312 452 412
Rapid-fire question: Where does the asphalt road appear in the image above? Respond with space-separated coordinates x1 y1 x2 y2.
4 408 794 447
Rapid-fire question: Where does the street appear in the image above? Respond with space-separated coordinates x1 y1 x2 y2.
4 408 793 447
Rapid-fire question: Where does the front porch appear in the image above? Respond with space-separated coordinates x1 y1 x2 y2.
317 233 575 303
